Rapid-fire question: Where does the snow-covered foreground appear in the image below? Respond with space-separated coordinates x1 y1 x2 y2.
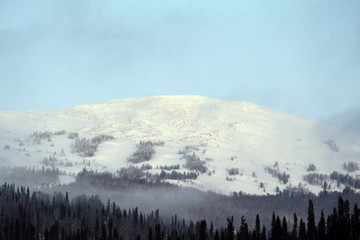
0 96 359 195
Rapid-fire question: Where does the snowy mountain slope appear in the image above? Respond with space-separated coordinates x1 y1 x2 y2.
1 96 359 195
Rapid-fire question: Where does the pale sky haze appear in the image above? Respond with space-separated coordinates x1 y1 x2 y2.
1 0 359 128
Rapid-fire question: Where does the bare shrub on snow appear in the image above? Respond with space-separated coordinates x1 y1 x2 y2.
72 134 115 157
54 130 66 135
303 172 328 185
182 151 207 173
226 176 235 181
343 161 359 172
152 141 165 146
324 139 339 152
159 170 197 180
42 156 58 168
178 145 199 154
91 134 115 144
42 155 73 168
264 165 290 184
72 138 97 157
330 171 360 189
68 132 79 139
30 131 53 144
128 141 156 164
140 164 153 170
227 168 239 176
159 164 180 170
307 163 317 172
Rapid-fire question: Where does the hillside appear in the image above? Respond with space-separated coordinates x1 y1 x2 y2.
1 96 359 195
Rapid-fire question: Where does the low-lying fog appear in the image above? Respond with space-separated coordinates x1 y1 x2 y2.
1 166 359 229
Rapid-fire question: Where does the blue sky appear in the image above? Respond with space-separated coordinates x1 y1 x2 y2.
1 0 359 123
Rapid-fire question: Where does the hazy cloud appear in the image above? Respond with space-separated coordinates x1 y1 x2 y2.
1 0 359 123
324 104 360 135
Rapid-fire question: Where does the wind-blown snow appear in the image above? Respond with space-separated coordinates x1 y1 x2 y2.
1 96 359 195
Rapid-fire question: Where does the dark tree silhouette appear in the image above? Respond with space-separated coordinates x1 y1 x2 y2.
317 210 326 240
227 216 234 240
253 214 261 240
291 213 298 240
299 219 306 240
307 199 317 240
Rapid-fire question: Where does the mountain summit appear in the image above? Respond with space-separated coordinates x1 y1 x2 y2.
1 96 359 195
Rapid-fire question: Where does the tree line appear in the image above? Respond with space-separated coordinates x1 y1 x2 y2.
0 182 359 240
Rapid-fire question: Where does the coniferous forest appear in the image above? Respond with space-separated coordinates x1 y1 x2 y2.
0 183 359 240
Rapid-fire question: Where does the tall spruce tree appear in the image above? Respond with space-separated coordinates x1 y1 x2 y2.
327 208 338 240
337 196 350 239
291 213 298 240
344 199 351 239
317 210 326 240
275 216 282 239
260 225 266 240
270 213 276 240
210 222 214 236
199 220 207 240
282 216 288 239
351 204 360 240
220 230 226 240
307 199 316 240
298 219 306 240
149 227 153 240
215 230 220 240
253 214 261 240
155 224 161 240
239 216 249 240
227 216 234 240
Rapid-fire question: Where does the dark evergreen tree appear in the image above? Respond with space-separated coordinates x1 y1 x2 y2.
134 207 139 224
220 230 226 240
210 222 214 236
344 199 351 239
155 224 161 240
275 216 282 240
227 217 234 240
260 225 266 240
44 227 50 240
307 199 316 240
270 213 276 240
109 217 114 239
253 214 261 240
298 219 306 240
14 219 20 240
336 196 351 240
149 226 153 240
351 204 360 240
215 230 219 240
140 212 144 225
114 227 120 239
199 220 207 240
95 216 100 238
102 223 107 240
317 210 326 240
282 216 288 239
327 208 338 240
239 216 249 240
291 213 298 240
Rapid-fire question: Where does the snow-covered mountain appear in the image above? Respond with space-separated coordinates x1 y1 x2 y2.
1 96 359 195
